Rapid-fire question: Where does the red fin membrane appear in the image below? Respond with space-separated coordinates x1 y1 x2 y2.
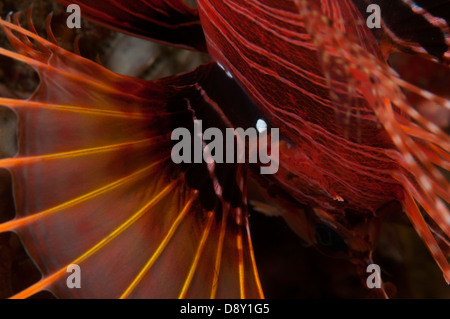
0 18 263 298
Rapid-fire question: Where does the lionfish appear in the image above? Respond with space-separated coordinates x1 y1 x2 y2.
0 0 449 298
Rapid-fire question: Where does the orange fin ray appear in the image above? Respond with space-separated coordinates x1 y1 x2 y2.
10 179 179 298
403 191 450 284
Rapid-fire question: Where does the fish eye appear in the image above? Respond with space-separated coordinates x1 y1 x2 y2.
256 119 268 133
315 224 347 253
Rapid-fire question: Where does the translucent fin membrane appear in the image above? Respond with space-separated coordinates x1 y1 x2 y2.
0 16 263 298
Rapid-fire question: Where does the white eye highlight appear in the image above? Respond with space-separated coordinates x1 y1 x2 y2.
256 119 267 133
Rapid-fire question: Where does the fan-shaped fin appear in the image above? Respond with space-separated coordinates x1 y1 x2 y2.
0 16 263 298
